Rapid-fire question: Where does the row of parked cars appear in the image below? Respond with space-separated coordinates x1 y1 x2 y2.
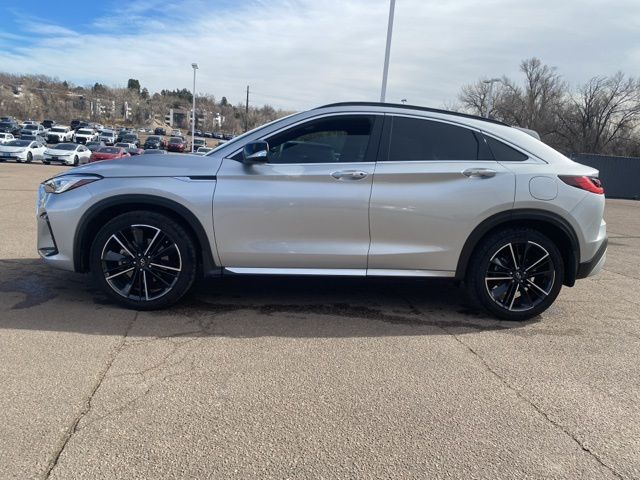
0 116 220 161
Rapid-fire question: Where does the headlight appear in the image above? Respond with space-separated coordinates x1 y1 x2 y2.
42 174 102 194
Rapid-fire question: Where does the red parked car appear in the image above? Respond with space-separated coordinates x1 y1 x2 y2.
89 146 130 163
167 136 188 152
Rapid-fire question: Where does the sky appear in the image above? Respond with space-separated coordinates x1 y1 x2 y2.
1 0 639 111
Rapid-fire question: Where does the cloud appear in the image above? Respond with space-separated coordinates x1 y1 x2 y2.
1 0 640 110
24 23 79 37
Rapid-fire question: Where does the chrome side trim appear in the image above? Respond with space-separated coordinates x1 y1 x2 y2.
224 267 366 276
367 269 455 278
223 267 455 278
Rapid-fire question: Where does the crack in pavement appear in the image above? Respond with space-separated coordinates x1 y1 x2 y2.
395 290 626 480
41 311 139 480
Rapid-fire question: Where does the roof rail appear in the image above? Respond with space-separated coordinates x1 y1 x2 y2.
314 101 508 126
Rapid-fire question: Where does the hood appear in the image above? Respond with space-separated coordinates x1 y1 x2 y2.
69 152 224 177
0 146 26 153
45 148 75 155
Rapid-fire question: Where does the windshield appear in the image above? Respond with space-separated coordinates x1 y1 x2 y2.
146 136 160 141
51 127 67 133
23 125 37 130
78 129 93 134
100 131 114 136
6 140 30 147
169 138 182 144
53 144 77 151
115 143 128 147
204 112 299 157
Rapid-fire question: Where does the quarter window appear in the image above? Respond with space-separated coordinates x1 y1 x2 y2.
485 136 528 162
264 116 374 164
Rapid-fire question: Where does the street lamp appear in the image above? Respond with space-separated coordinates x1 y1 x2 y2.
482 78 501 118
380 0 396 103
191 63 198 152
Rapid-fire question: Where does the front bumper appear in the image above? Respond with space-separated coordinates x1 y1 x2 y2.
36 184 92 272
44 155 73 164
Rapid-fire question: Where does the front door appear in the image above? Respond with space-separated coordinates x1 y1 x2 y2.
213 114 382 271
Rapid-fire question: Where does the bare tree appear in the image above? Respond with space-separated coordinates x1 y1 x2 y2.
557 72 640 154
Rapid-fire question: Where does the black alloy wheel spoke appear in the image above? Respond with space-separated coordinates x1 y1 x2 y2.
485 240 554 313
101 224 182 301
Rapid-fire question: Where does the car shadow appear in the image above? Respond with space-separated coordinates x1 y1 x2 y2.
0 258 538 338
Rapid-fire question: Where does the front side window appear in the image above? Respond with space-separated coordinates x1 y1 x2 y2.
264 115 374 164
387 116 491 161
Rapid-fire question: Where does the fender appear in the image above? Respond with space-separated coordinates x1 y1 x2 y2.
455 209 580 283
73 194 216 274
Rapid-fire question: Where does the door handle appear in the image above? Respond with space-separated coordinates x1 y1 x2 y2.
462 168 496 178
331 170 368 180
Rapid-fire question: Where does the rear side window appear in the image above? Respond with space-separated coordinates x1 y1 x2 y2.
387 117 490 161
484 136 529 162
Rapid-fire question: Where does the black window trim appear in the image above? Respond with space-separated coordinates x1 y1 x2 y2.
226 112 385 165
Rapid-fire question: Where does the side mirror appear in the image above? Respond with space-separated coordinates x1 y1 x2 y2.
242 141 269 164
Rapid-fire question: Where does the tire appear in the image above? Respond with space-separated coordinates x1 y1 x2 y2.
42 160 50 165
90 211 198 310
26 152 33 163
466 228 564 321
73 155 79 166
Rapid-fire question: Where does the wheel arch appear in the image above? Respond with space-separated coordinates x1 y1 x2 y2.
456 209 580 287
73 194 216 275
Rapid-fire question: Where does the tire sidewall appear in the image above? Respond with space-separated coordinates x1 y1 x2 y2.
469 229 564 321
90 211 197 310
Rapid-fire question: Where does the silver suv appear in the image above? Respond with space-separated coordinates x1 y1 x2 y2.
37 102 607 320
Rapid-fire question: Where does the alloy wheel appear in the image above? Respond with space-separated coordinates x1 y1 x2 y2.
484 241 555 312
100 224 182 301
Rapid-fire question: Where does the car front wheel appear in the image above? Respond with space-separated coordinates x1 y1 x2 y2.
90 211 198 310
467 228 564 321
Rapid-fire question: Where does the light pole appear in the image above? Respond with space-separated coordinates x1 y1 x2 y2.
191 63 198 152
482 78 501 118
380 0 396 103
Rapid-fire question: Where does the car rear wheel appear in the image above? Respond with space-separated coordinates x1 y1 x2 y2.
90 211 198 310
73 155 79 166
467 228 564 321
26 152 33 163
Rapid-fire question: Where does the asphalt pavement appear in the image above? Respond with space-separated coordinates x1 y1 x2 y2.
0 162 638 479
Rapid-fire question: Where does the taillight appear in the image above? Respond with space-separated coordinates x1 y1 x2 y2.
559 175 604 195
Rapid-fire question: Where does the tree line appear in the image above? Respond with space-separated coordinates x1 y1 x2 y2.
457 58 640 157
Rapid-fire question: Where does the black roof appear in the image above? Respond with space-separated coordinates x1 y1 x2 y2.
315 102 507 126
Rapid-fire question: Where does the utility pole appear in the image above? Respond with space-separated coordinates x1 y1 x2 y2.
245 85 249 132
380 0 396 103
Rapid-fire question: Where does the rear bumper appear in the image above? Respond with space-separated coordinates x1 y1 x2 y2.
576 237 607 279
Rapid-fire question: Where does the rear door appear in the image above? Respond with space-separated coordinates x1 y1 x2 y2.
368 115 515 275
214 114 382 271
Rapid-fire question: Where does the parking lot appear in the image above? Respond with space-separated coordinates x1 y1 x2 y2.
0 162 638 479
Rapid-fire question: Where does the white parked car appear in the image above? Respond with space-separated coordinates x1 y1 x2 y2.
21 120 38 128
47 126 74 143
195 147 213 155
43 143 92 166
0 139 46 162
21 124 47 138
0 132 15 144
98 129 116 145
73 128 98 144
114 142 137 149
